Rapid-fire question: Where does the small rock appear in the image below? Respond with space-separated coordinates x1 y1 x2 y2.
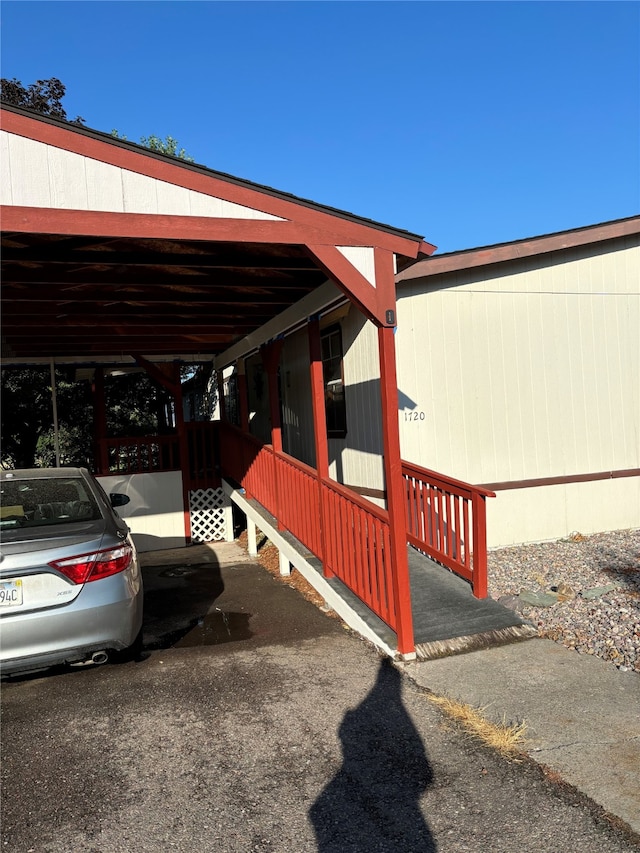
581 584 618 600
519 590 559 607
497 594 523 612
556 582 575 599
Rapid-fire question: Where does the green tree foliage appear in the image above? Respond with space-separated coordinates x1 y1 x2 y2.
111 130 194 162
1 368 93 469
0 76 84 123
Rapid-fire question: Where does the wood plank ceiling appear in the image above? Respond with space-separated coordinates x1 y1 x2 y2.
1 231 328 362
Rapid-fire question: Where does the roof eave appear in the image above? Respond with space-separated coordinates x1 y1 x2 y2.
396 215 640 282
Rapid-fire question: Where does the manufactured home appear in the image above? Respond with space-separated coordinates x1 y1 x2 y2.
395 219 640 547
5 103 523 659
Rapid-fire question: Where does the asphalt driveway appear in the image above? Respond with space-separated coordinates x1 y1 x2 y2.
1 544 637 853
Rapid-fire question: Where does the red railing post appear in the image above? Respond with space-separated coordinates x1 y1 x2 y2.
308 317 330 575
471 492 489 598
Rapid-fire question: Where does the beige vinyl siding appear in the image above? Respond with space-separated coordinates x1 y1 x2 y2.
396 236 640 546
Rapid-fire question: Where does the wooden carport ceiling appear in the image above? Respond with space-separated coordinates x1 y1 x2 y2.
1 231 328 361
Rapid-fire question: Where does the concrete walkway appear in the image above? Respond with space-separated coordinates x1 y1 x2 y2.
401 637 640 836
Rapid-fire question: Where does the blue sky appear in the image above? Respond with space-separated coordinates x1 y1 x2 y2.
1 1 638 253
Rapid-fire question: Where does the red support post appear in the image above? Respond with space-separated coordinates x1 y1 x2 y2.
308 317 330 575
376 249 415 657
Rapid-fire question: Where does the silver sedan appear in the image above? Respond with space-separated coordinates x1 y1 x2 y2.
0 467 143 676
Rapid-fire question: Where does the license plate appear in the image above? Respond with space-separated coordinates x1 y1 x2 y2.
0 580 23 607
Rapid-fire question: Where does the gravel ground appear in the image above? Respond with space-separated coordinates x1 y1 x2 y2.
487 529 640 673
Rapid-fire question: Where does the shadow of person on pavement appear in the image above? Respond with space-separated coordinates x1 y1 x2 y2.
310 657 437 852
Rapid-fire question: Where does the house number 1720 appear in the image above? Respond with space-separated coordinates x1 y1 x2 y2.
404 411 426 422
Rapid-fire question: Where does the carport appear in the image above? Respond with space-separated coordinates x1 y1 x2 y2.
1 102 440 657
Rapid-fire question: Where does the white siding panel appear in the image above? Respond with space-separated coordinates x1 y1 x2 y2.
0 132 13 205
187 188 282 220
188 189 225 217
7 134 51 207
337 246 376 286
220 198 282 221
3 131 284 219
47 146 89 209
85 158 125 211
122 168 159 214
155 180 191 215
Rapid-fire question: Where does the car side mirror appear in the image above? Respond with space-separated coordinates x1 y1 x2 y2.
110 493 130 508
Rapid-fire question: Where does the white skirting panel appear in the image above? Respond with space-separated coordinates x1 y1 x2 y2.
97 471 186 553
486 476 640 549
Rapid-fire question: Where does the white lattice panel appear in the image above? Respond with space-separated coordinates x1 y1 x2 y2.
189 487 231 542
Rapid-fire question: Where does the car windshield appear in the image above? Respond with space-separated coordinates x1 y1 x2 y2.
0 477 102 529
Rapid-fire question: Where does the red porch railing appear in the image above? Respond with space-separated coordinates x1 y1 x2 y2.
97 434 181 475
219 423 397 632
321 478 396 629
402 460 495 598
97 424 221 490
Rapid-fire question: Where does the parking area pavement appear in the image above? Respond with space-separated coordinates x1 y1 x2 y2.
1 545 638 853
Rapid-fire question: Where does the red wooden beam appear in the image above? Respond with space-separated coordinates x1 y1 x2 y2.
375 248 415 656
1 205 344 247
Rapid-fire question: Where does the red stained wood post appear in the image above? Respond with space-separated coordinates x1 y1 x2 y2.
308 317 331 575
376 250 415 657
471 492 489 599
92 366 109 475
261 340 284 529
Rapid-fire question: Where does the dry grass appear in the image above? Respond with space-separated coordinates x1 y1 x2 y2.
426 693 528 758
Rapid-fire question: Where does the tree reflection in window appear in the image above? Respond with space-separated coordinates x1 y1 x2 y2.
321 324 347 438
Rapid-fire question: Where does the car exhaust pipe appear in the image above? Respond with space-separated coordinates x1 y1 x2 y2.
91 651 109 665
